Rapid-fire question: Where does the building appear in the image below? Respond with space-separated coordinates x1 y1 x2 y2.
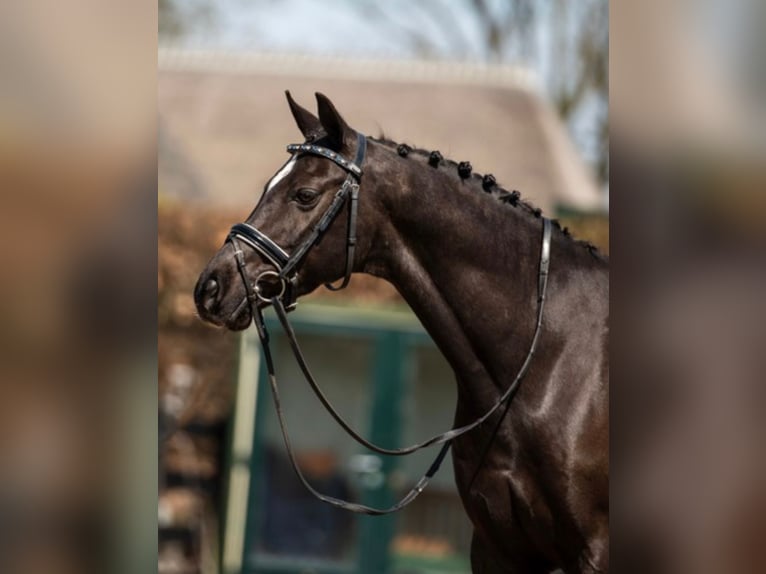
159 49 604 213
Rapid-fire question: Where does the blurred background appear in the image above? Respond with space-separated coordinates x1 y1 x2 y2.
0 1 762 574
0 2 156 574
611 2 766 573
158 2 608 574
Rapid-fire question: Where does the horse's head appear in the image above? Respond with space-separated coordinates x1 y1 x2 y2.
195 92 381 330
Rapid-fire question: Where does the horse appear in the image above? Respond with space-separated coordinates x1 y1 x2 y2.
194 92 609 573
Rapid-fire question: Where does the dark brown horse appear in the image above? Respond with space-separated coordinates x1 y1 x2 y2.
195 92 609 573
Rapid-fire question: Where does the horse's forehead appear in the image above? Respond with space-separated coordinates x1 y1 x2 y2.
264 156 297 194
264 154 331 195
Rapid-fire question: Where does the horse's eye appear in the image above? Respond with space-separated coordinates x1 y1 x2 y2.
294 188 319 206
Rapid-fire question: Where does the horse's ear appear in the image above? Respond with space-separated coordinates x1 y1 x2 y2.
315 92 353 149
285 90 321 140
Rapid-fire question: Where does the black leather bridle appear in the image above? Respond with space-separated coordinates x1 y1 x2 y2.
226 132 553 515
228 132 366 311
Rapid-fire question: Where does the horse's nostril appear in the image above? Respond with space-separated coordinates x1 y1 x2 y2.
199 277 221 312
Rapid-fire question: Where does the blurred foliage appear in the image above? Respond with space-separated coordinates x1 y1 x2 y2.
158 198 237 425
158 0 216 41
159 0 183 39
559 212 609 255
347 0 608 184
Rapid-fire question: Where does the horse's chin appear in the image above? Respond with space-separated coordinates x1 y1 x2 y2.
224 312 252 331
197 295 254 331
223 299 255 331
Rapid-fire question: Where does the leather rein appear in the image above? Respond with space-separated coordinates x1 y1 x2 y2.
226 132 553 515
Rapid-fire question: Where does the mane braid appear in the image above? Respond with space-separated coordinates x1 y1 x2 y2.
369 135 605 259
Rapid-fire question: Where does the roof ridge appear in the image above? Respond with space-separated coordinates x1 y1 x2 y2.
158 47 539 90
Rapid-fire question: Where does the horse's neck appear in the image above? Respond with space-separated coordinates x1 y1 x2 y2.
367 163 545 399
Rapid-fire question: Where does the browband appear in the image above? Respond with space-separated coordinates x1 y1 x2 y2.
286 142 364 178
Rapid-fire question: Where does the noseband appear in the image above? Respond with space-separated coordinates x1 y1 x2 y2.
227 132 367 310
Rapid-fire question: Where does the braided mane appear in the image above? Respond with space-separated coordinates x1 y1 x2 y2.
369 136 605 260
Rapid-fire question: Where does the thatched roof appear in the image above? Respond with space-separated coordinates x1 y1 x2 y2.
158 50 603 214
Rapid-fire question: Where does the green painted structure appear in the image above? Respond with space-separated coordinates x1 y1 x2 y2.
222 304 472 574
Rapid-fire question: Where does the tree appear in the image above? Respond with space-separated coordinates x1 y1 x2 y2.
158 0 216 42
352 0 608 183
